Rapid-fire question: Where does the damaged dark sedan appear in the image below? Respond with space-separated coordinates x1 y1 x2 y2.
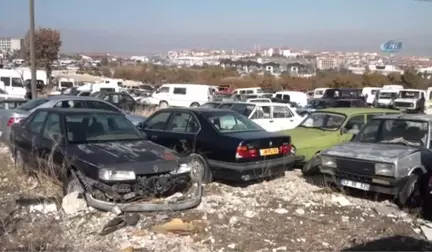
10 108 202 212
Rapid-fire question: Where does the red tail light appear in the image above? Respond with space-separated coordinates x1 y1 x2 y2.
279 143 292 155
7 117 24 127
236 146 257 159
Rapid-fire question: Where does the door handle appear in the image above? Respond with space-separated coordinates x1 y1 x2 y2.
269 120 274 123
289 119 294 122
150 135 158 140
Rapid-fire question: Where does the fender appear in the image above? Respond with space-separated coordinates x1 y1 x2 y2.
408 165 427 176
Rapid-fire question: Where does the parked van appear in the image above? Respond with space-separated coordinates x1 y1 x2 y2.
312 88 328 99
272 91 308 107
150 84 214 108
232 87 263 95
376 89 400 108
425 87 432 114
362 87 380 105
0 69 26 97
393 89 426 112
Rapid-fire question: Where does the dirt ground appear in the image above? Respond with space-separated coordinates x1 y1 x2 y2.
1 146 432 252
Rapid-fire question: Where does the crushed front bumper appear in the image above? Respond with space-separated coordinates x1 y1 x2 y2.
78 171 203 212
208 155 305 181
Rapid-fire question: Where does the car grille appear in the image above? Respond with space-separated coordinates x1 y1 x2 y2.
394 102 413 108
335 158 374 176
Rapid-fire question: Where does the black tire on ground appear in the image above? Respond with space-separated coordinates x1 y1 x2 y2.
302 153 321 176
189 153 213 184
159 101 168 108
397 173 422 208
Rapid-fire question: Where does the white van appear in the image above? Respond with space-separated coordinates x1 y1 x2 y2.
393 89 426 111
232 87 263 95
312 88 328 99
362 87 380 105
150 84 214 108
0 69 26 97
382 84 404 90
272 91 308 107
425 87 432 114
376 89 400 108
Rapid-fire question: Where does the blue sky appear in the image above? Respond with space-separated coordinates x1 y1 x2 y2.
0 0 431 55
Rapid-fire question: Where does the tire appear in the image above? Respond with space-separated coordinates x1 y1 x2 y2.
190 102 200 108
64 173 84 195
189 153 213 184
159 101 168 109
397 173 422 207
290 145 297 155
302 153 321 176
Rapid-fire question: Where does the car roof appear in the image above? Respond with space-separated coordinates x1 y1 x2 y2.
35 108 121 115
45 95 104 101
372 113 432 122
157 107 236 114
318 107 399 116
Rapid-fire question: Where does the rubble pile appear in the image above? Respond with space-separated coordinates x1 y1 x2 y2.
1 148 432 251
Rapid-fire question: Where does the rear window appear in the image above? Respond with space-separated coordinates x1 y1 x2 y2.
203 111 262 133
230 103 256 117
16 98 49 111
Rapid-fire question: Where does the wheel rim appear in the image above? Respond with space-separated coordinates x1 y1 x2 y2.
190 159 205 182
160 102 168 108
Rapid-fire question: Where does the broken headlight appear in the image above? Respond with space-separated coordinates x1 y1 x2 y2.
99 169 136 181
375 163 394 176
170 163 192 175
321 156 337 168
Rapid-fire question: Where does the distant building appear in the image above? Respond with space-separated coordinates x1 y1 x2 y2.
348 64 404 76
0 37 22 52
316 58 345 70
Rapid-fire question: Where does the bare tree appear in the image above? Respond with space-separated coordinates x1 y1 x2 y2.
24 27 62 87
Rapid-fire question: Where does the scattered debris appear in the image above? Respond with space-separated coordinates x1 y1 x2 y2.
62 192 87 216
421 225 432 241
151 218 197 235
29 202 57 214
295 208 305 215
331 194 352 207
274 208 289 214
243 210 257 218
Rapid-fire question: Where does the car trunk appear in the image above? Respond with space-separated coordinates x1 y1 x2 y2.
223 131 292 162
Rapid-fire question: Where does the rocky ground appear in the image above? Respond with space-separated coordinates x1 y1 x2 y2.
1 145 432 252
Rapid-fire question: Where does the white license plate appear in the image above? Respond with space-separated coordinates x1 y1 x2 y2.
340 179 370 191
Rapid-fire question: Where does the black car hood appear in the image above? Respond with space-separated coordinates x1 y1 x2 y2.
66 140 184 175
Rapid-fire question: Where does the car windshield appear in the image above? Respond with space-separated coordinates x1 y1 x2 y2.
203 111 262 133
399 91 420 99
201 102 221 108
65 113 143 143
230 103 256 117
299 112 346 131
60 81 74 88
354 119 428 147
16 98 49 111
379 92 398 99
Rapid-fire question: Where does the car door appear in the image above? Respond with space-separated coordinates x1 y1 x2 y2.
140 111 173 146
13 110 49 165
162 111 200 154
37 112 66 177
250 105 274 131
271 104 297 131
121 93 138 111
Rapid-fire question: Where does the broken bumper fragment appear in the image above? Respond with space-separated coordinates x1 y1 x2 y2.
77 168 203 212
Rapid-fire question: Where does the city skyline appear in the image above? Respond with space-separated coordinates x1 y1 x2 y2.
0 0 431 55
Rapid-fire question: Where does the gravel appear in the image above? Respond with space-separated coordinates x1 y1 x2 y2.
1 145 432 251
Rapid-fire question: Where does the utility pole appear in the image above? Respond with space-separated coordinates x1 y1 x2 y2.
29 0 37 99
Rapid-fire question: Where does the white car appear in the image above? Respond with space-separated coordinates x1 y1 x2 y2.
229 102 305 132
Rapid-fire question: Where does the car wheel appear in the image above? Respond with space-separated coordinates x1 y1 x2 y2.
159 101 168 108
190 102 200 108
64 173 84 195
397 173 422 208
302 153 321 176
189 153 213 184
290 145 296 155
